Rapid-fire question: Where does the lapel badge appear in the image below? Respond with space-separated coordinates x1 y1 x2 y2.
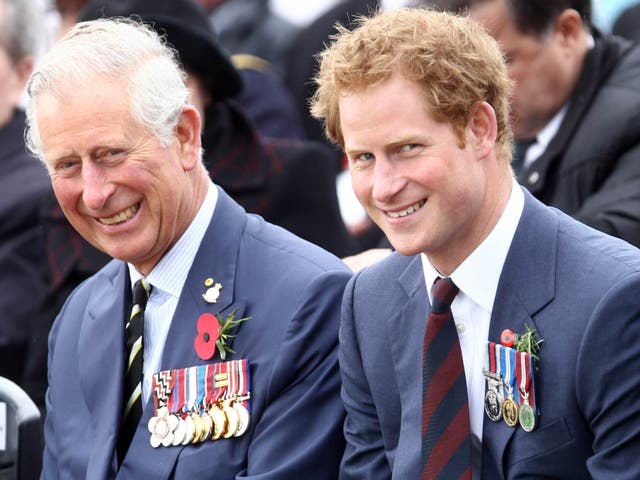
203 277 223 303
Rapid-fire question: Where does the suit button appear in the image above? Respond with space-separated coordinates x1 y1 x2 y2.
527 171 540 185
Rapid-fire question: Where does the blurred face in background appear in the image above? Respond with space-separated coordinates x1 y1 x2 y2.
0 1 34 127
470 0 586 140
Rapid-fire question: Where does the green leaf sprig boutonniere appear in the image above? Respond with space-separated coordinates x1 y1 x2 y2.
513 324 543 359
216 308 250 360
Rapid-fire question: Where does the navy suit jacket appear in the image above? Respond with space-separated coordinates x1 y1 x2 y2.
42 188 352 479
339 188 640 479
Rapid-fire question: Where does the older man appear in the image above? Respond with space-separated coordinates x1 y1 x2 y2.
28 18 351 478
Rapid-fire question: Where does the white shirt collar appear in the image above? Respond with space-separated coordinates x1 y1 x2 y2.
524 104 568 168
129 181 218 297
422 179 524 311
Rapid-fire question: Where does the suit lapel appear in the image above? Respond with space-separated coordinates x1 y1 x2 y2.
121 187 248 478
481 190 558 479
387 256 428 392
78 262 129 476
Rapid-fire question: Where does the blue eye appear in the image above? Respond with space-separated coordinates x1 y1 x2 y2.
355 152 374 162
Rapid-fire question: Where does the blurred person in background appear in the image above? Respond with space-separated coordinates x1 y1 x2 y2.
0 0 49 388
431 0 640 248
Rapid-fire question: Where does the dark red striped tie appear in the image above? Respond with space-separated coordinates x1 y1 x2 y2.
421 277 471 480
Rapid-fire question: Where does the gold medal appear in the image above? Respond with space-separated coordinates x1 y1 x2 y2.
209 405 227 440
502 397 519 427
191 413 203 444
200 412 213 442
222 401 240 438
233 401 250 437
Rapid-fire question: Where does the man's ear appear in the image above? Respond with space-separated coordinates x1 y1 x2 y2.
554 9 584 49
468 101 497 158
175 105 202 171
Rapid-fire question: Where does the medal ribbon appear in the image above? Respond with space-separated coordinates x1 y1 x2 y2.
494 342 503 397
214 361 228 402
529 355 537 413
237 359 250 411
486 341 497 374
151 373 161 414
205 363 215 408
499 345 518 404
186 365 198 413
196 365 206 413
516 351 533 407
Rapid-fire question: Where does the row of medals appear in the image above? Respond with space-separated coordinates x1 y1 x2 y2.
484 374 536 432
148 397 250 448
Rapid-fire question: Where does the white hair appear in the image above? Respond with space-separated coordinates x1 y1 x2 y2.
2 0 43 63
25 18 190 160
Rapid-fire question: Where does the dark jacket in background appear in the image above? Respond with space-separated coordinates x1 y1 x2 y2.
0 110 51 384
519 34 640 247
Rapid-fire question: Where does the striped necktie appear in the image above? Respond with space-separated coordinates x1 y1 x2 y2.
117 278 152 464
421 277 471 480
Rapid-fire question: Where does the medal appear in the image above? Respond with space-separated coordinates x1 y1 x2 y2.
191 412 203 444
183 414 195 445
518 402 536 432
209 404 227 440
484 384 503 422
483 343 504 422
148 406 179 448
222 400 240 438
502 397 519 427
516 351 537 432
172 415 188 446
500 345 519 427
233 396 251 437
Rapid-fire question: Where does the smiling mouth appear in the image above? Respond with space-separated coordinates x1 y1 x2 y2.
387 200 426 219
98 203 140 225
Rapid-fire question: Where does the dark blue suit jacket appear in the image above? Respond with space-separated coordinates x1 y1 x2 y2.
42 187 352 479
339 188 640 479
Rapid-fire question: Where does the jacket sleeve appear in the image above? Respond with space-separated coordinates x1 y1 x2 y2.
573 134 640 248
576 271 640 479
338 273 392 480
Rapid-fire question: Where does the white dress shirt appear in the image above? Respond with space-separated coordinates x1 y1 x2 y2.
523 104 568 170
129 181 218 403
421 179 524 474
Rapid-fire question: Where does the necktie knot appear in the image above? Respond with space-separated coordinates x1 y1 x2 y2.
430 277 459 314
132 278 152 310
